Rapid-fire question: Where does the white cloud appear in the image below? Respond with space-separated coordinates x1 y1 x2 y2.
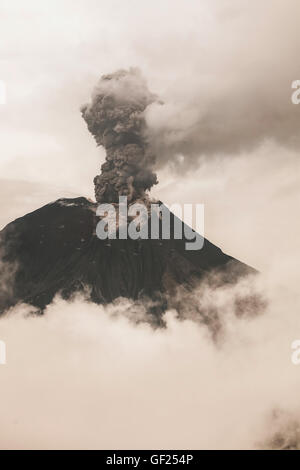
0 261 299 449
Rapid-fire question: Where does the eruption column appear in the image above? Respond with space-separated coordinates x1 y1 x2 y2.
81 68 158 203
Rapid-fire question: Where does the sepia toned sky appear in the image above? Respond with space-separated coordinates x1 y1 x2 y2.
0 0 300 450
0 0 299 268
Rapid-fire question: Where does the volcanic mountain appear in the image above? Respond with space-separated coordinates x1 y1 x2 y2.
0 196 255 317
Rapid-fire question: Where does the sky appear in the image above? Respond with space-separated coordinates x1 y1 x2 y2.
0 0 300 450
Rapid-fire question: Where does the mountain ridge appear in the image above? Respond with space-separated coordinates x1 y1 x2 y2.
0 197 256 317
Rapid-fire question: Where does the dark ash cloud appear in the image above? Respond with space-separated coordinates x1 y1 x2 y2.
81 68 159 203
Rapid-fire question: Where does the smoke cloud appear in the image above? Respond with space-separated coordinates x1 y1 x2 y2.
143 0 300 172
1 1 300 191
81 68 158 203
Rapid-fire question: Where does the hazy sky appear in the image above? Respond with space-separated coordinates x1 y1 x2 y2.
0 0 299 270
1 0 300 450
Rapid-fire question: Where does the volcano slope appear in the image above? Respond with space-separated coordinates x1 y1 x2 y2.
0 197 256 320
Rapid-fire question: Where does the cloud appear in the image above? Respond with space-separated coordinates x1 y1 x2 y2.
1 0 300 189
144 0 300 170
81 68 158 202
0 260 299 450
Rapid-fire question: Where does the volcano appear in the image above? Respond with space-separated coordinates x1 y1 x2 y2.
0 196 255 317
0 69 257 319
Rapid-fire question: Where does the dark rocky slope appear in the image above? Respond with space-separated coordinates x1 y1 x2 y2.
0 197 256 315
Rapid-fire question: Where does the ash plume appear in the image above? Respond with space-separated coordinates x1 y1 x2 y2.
81 68 158 203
